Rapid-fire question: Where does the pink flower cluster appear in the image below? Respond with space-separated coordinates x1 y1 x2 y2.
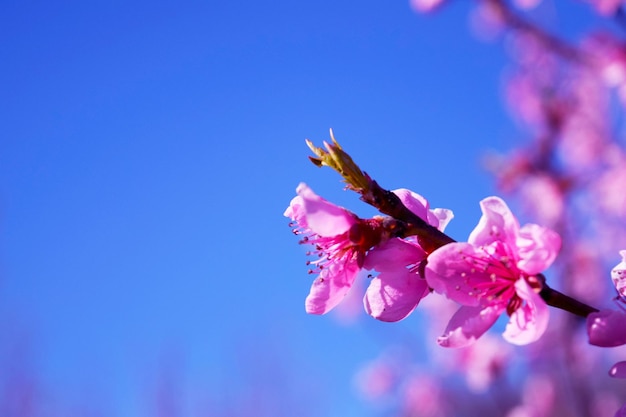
286 185 562 348
285 183 452 320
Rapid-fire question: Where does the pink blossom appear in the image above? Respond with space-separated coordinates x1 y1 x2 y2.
402 373 448 417
363 238 429 322
285 183 383 315
516 174 564 228
514 0 541 9
584 0 625 16
594 160 626 219
504 72 544 127
425 196 560 347
410 0 445 13
455 334 511 392
353 356 397 400
469 0 506 41
584 33 626 89
363 189 453 322
506 374 556 417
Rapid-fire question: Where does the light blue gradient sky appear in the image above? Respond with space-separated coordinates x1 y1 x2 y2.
0 1 594 415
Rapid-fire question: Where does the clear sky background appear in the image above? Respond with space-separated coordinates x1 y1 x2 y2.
0 1 597 416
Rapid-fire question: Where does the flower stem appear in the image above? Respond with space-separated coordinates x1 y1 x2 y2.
306 133 456 253
539 284 599 317
362 179 456 253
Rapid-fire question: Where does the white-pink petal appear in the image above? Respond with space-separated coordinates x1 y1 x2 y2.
502 279 549 345
429 208 454 232
392 188 453 231
363 238 425 272
516 224 561 275
305 259 360 315
468 196 520 248
364 269 429 322
393 188 430 221
284 196 306 225
438 305 503 348
295 183 355 237
425 242 486 307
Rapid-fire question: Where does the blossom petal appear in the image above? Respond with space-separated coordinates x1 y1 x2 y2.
610 361 626 378
364 269 429 322
363 238 426 272
502 279 549 345
295 183 355 237
305 257 360 315
516 223 561 275
392 188 453 230
437 305 503 348
587 310 626 347
468 197 520 248
284 195 306 224
429 208 454 232
393 189 430 221
425 242 487 307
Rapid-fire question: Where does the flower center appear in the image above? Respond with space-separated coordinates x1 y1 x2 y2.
289 217 385 274
461 241 524 306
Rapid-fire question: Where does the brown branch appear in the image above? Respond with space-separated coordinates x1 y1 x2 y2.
485 0 591 65
361 178 456 253
540 283 599 317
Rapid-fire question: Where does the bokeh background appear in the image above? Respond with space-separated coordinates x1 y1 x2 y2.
0 1 599 416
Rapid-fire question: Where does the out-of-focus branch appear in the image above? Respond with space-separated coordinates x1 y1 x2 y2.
485 0 591 65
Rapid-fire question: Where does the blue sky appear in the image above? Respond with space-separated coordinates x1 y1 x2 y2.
0 0 556 415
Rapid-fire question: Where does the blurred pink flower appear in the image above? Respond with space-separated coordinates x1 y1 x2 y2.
615 403 626 417
513 0 542 10
506 374 556 417
584 0 625 15
402 373 448 417
426 196 561 347
469 0 506 40
516 174 564 227
504 72 544 127
285 183 383 315
534 65 609 173
353 356 397 400
456 334 511 392
585 33 626 89
363 189 453 322
594 156 626 218
410 0 445 13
